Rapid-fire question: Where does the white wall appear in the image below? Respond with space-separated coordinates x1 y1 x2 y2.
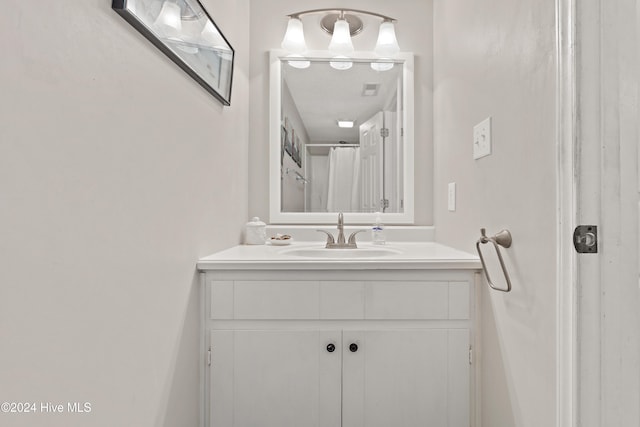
433 1 557 426
282 155 304 212
248 0 433 224
0 1 249 426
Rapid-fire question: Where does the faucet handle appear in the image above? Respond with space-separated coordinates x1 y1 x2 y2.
316 230 335 247
347 230 367 246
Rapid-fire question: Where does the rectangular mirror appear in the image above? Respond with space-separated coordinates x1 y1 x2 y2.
113 0 234 105
269 51 414 224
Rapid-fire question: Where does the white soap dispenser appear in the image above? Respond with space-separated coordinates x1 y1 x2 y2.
372 212 386 245
244 217 267 245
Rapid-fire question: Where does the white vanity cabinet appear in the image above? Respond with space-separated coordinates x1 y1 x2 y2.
199 268 478 427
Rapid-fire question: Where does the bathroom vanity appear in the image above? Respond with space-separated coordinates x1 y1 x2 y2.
197 242 481 427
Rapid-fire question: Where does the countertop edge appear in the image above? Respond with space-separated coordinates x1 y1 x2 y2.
196 242 481 271
196 259 482 271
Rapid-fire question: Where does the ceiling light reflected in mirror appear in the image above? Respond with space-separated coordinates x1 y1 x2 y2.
337 120 355 128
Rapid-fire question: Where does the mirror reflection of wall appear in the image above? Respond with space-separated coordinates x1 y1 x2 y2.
281 59 404 214
281 82 308 212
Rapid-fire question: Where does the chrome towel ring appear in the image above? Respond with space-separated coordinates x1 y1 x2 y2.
475 228 513 292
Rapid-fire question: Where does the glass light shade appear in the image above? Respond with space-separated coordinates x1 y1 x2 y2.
374 21 400 57
329 56 353 70
286 54 310 69
328 19 354 56
371 61 395 71
154 1 182 37
281 17 307 54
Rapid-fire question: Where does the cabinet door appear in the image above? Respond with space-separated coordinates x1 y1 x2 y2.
209 330 342 427
342 329 469 427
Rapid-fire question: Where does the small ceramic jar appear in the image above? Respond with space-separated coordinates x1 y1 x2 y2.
244 217 267 245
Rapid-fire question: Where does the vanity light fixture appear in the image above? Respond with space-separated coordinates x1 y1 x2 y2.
281 8 400 71
337 120 355 128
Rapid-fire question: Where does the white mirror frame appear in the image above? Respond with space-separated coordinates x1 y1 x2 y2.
269 50 414 224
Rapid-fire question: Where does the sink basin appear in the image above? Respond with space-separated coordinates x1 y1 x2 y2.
281 247 402 259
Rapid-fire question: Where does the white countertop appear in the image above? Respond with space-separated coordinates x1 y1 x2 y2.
197 241 481 271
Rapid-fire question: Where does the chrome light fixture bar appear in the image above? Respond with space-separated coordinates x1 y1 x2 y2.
281 8 400 70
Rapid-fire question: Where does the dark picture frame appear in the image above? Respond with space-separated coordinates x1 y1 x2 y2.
112 0 234 105
282 125 292 156
292 134 301 167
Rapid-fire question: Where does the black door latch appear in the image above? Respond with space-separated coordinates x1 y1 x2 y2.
573 225 598 253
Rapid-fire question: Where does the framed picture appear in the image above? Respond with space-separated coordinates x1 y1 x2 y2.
112 0 234 105
292 134 301 167
282 126 292 156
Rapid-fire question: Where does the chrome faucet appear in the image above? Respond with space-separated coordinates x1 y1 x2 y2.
317 213 366 249
336 212 346 244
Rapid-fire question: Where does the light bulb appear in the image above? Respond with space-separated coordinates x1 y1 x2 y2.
374 21 400 57
281 17 307 54
328 18 354 56
329 56 353 70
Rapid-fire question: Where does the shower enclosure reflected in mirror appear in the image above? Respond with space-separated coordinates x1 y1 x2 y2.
269 51 414 224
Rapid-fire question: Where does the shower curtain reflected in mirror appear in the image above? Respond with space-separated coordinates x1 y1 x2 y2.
326 147 361 212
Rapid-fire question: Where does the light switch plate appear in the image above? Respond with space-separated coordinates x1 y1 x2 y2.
473 117 492 160
448 182 456 211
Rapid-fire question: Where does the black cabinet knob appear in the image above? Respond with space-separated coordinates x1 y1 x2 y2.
326 343 336 353
349 343 358 352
